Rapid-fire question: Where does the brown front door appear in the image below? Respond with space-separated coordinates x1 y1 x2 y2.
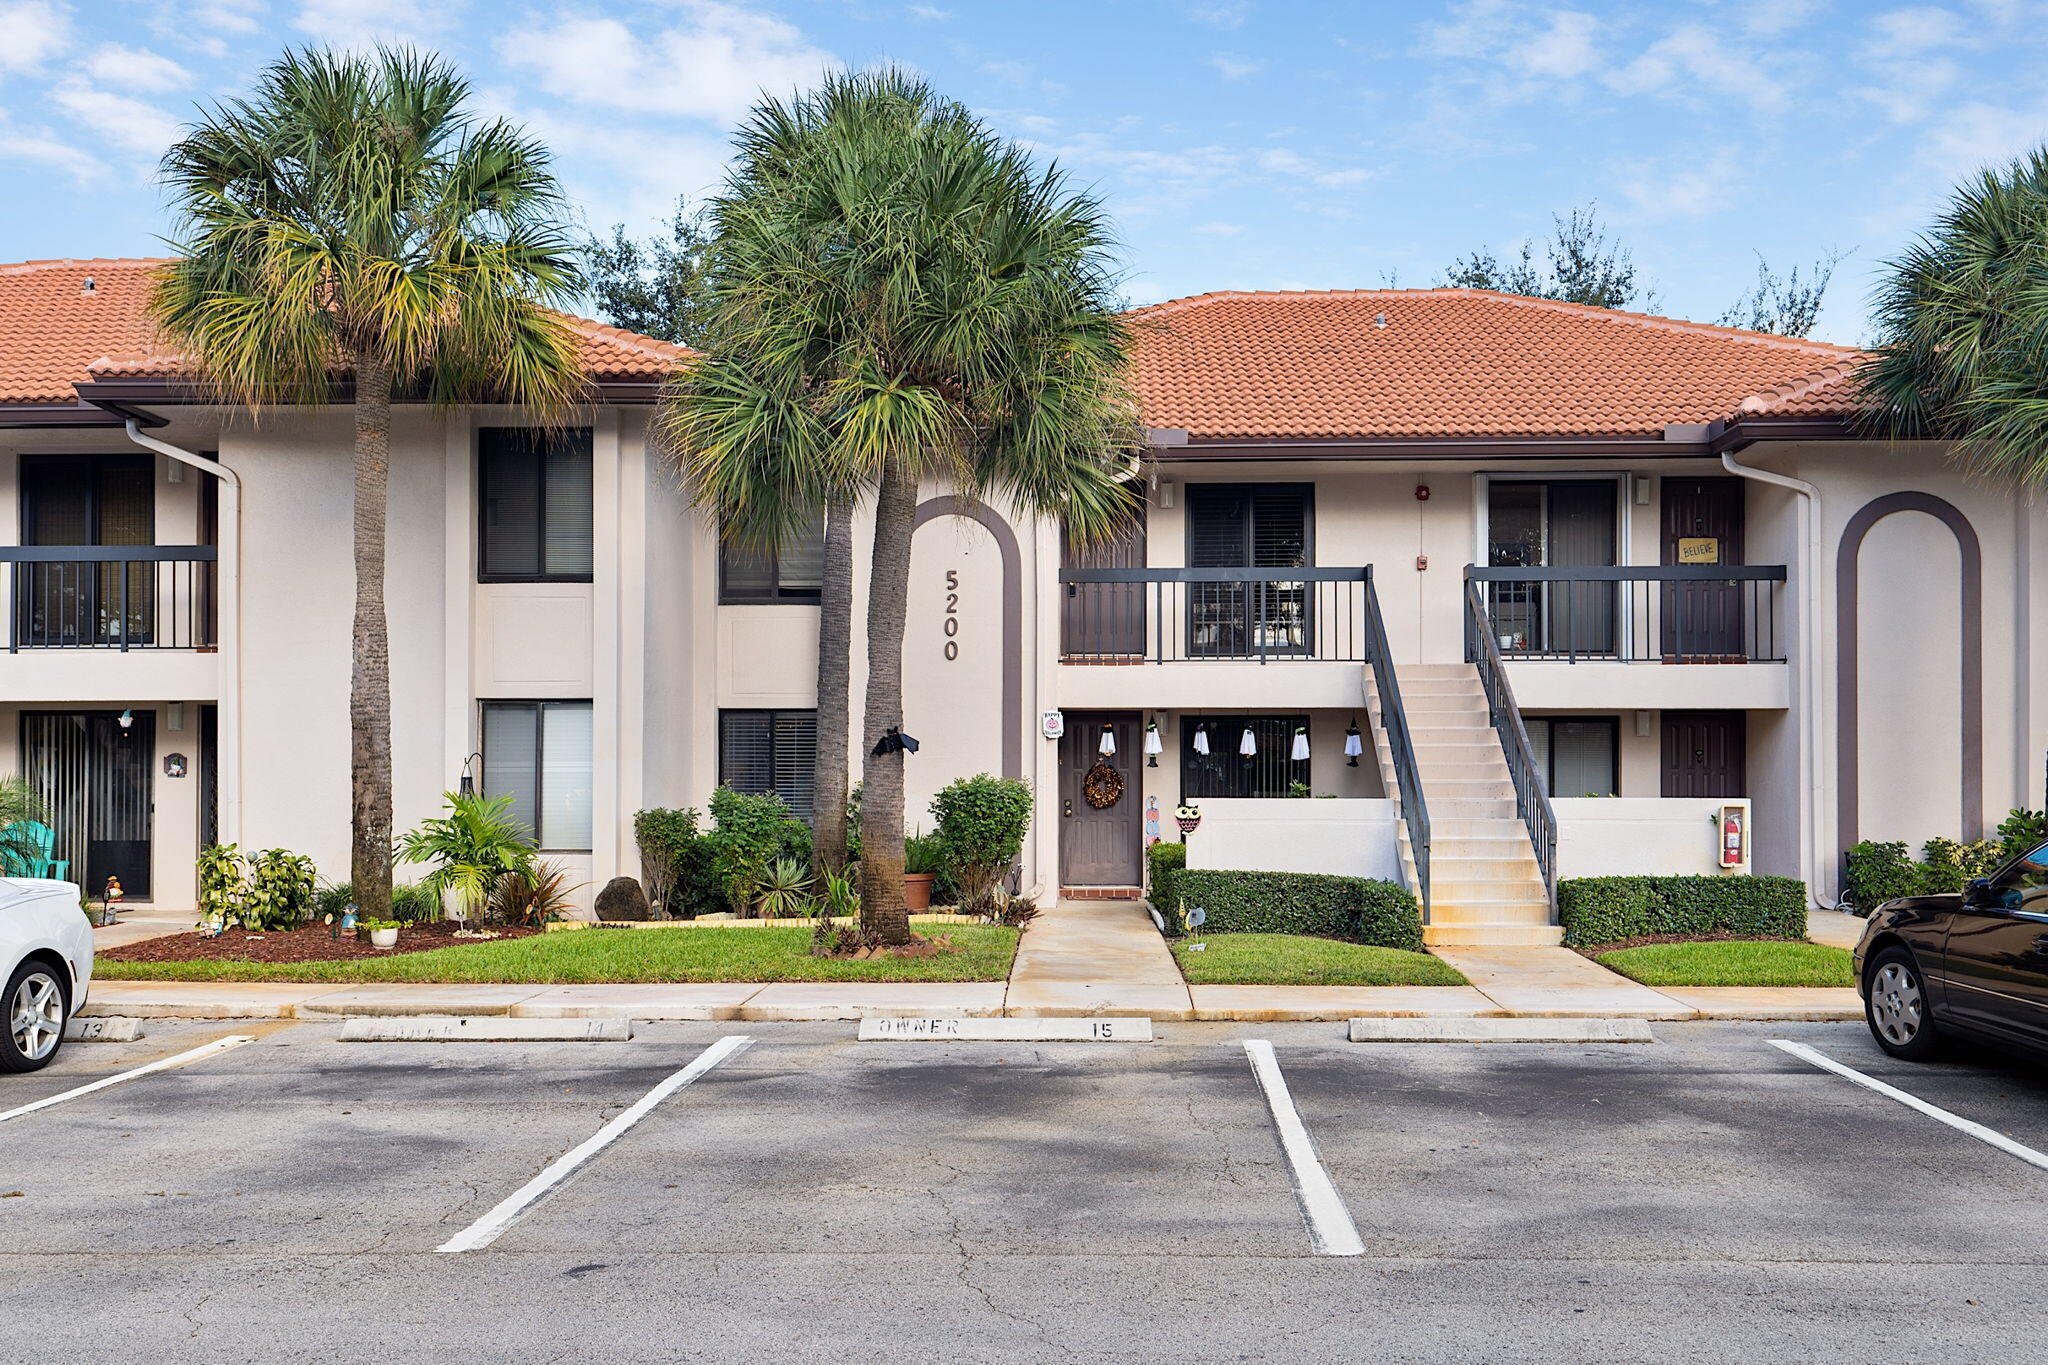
1061 510 1146 660
1662 476 1746 660
1662 710 1745 798
1059 711 1142 886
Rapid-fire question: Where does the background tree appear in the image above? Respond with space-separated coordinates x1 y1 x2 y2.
1443 204 1654 311
1716 250 1842 337
1860 148 2048 485
151 48 586 917
660 69 1139 944
581 197 717 347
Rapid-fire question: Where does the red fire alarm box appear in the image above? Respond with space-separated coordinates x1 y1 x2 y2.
1718 805 1746 869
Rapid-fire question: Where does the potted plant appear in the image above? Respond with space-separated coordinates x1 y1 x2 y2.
359 918 401 949
902 831 944 912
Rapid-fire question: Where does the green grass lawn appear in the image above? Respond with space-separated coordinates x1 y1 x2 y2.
1172 933 1468 987
1594 939 1855 988
95 925 1020 985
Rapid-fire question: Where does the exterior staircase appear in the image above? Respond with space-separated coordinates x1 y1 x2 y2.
1377 663 1562 948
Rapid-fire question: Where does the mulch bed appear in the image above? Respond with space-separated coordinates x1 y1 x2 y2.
1572 931 1811 960
101 920 543 965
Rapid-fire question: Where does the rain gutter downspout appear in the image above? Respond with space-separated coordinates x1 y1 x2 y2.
121 419 242 850
1719 450 1836 909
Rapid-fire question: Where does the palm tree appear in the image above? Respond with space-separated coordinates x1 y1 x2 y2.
149 48 586 918
660 69 1139 943
1861 147 2048 483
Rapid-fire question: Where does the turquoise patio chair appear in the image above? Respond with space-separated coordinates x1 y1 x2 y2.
0 821 68 881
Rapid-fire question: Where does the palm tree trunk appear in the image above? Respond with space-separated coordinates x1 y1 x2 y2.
811 494 856 876
349 353 396 920
858 457 918 944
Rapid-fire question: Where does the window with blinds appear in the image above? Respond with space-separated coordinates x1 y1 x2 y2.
481 700 594 851
718 710 819 821
1185 484 1312 658
1525 716 1619 798
478 428 594 582
1179 714 1311 799
720 511 826 603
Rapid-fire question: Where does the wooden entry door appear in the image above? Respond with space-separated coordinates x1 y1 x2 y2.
1059 711 1142 886
1662 477 1745 660
1661 710 1745 798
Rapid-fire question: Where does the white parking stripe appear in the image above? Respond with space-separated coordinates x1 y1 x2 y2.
436 1034 753 1254
1769 1038 2048 1172
0 1034 256 1126
1242 1039 1364 1257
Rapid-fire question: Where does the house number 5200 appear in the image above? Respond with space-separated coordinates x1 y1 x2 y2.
943 569 961 660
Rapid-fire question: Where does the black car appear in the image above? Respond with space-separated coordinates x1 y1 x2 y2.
1857 839 2048 1060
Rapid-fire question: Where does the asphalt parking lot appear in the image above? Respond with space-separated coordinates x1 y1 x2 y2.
4 1018 2047 1364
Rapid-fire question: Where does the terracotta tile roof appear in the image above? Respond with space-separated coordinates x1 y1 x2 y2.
0 257 687 405
1127 288 1867 441
1735 356 1869 418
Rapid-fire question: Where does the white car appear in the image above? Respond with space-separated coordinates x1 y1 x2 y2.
1 878 92 1073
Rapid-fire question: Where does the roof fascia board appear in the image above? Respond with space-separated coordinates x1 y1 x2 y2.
0 402 129 429
75 377 665 407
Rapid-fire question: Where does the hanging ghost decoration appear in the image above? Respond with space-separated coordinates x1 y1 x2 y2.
1098 723 1117 756
1344 717 1364 767
1291 726 1310 762
1192 727 1210 757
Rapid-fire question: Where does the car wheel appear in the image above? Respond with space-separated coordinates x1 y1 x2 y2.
2 960 68 1074
1866 947 1941 1061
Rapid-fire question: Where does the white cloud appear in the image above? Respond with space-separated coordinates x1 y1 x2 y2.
1188 1 1250 27
1916 96 2048 173
907 3 950 19
1612 146 1747 220
1191 221 1243 235
50 79 181 157
0 0 72 75
1424 1 1601 80
0 107 97 181
498 3 837 125
83 44 190 93
1208 52 1265 80
295 0 465 47
192 0 263 32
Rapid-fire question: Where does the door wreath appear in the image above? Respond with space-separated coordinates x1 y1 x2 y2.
1082 760 1125 809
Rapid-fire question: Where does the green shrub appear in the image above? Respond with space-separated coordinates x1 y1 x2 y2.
1146 842 1186 928
242 848 318 930
1559 874 1807 946
703 787 811 915
1998 808 2048 860
1167 868 1422 951
397 791 539 921
1842 841 1920 913
903 830 947 875
1920 837 2006 893
635 807 707 918
929 774 1033 913
197 843 249 929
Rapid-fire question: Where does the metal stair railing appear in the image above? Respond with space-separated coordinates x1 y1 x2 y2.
1361 566 1430 923
1463 573 1559 921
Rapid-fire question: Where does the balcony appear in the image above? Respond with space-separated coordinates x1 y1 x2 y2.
3 546 222 702
6 547 218 652
1466 564 1791 711
1056 567 1369 709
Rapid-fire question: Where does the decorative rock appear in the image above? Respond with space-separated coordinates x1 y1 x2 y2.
594 876 652 921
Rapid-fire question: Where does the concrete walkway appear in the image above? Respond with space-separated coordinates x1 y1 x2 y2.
1003 898 1194 1017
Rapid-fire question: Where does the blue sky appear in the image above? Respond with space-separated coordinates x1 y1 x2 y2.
4 0 2048 344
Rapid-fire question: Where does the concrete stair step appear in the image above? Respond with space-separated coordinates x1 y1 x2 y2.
1429 840 1538 860
1428 804 1522 824
1431 857 1544 881
1399 663 1481 679
1424 922 1566 948
1423 782 1516 800
1414 760 1512 782
1433 882 1550 904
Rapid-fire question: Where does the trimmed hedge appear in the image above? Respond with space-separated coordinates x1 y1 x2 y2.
1559 874 1807 947
1160 868 1423 952
1146 842 1186 925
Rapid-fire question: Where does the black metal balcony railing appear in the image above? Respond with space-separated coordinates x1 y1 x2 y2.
1465 565 1788 663
5 546 218 652
1058 567 1368 663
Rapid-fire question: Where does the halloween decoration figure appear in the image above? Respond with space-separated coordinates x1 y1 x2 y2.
1192 727 1211 757
1098 723 1116 756
1175 803 1202 840
1345 716 1364 767
1143 720 1163 767
872 726 920 756
1291 726 1310 762
1082 759 1125 809
1239 728 1258 759
1145 795 1161 842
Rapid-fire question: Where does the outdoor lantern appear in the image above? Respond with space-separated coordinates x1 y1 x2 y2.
1099 723 1117 756
1291 726 1310 762
1345 717 1364 767
458 751 482 798
1143 720 1163 767
1192 727 1210 757
1239 727 1258 758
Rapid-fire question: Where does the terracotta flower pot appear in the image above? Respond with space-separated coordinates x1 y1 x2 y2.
903 872 936 912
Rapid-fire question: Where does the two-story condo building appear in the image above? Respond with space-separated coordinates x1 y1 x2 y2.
2 259 2041 944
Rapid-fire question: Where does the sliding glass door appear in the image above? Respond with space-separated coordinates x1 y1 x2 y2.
1485 480 1618 657
20 711 155 899
1185 483 1312 659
